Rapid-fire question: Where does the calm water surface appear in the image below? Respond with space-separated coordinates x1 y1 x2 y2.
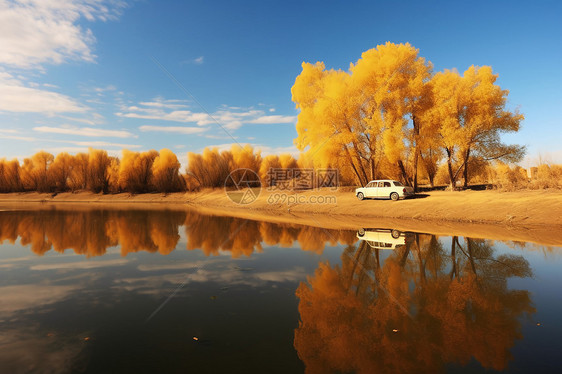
0 207 560 373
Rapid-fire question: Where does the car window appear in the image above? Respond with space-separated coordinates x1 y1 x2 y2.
383 182 391 187
393 181 404 186
366 182 373 188
378 182 384 187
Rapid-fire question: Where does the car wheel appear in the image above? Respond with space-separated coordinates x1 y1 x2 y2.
390 192 399 201
391 230 400 239
357 192 364 201
358 228 365 237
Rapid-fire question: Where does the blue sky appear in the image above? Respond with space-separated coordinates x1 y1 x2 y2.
0 0 560 167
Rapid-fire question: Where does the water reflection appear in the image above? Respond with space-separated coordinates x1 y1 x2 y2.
1 208 557 373
357 228 406 250
294 233 535 373
0 208 356 257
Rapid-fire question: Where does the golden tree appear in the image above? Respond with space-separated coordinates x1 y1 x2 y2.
0 159 21 192
87 148 112 193
151 148 183 193
118 149 158 193
50 152 74 191
426 67 524 188
292 43 433 188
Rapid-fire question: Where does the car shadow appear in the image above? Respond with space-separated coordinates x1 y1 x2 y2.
409 193 430 199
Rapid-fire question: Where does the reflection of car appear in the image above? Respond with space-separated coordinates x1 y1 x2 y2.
355 180 414 201
357 228 406 250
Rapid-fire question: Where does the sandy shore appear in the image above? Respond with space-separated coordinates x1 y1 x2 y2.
0 189 561 247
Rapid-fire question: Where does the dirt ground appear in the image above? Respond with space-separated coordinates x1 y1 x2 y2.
0 189 560 247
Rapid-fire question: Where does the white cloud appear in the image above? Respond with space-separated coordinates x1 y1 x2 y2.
117 108 212 124
71 140 140 148
0 79 85 114
30 258 129 271
33 125 135 138
247 115 297 124
0 0 126 69
193 56 204 64
0 134 37 142
0 284 79 315
139 125 207 135
117 100 297 131
138 98 189 110
203 143 300 157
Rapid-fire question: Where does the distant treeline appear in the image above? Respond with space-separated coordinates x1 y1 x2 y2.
0 145 300 194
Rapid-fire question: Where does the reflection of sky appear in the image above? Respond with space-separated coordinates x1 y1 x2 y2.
0 235 345 373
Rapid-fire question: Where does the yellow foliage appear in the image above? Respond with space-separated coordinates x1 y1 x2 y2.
152 148 183 193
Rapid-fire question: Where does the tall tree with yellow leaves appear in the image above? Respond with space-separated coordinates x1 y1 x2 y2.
50 152 74 191
87 148 111 193
292 43 432 188
0 159 21 192
152 148 183 192
427 67 524 188
118 149 159 193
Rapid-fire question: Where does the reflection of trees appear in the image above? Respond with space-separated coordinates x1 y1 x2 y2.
184 214 356 257
0 209 356 257
294 234 535 373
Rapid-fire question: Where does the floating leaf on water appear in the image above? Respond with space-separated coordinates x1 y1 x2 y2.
392 329 399 333
193 336 199 341
210 295 217 300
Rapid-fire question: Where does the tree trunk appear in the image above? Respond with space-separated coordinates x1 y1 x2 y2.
462 147 471 189
397 160 410 186
450 236 458 280
370 158 375 180
446 147 455 190
412 114 420 192
413 151 419 192
344 146 364 186
351 141 369 184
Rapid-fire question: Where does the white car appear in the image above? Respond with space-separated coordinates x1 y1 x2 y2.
356 228 406 250
355 179 414 201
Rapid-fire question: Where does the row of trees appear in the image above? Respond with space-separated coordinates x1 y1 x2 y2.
186 144 299 189
292 42 525 190
0 145 302 194
0 148 183 194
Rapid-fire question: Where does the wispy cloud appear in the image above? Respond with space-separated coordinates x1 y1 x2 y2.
180 56 204 65
0 133 141 151
30 258 129 271
247 115 297 124
0 73 86 113
33 125 135 138
139 125 207 135
202 143 299 157
0 0 126 69
138 98 189 110
117 99 297 131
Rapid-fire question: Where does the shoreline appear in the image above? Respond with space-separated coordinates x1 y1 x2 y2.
0 189 561 247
